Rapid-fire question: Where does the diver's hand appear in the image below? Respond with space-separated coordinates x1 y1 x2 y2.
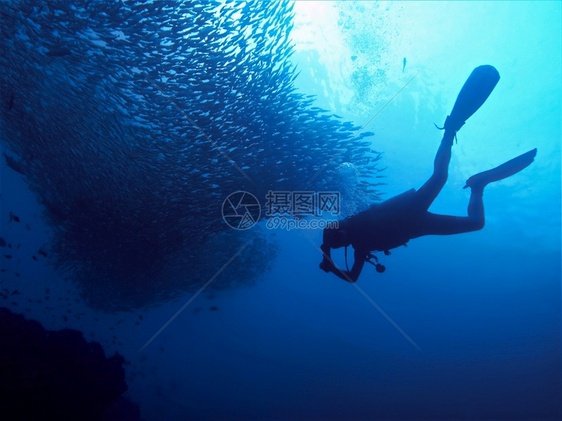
335 269 357 283
319 259 333 273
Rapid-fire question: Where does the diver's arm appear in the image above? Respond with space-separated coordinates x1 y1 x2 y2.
319 245 364 283
330 266 354 283
320 244 352 283
347 248 366 282
330 249 365 283
320 245 341 277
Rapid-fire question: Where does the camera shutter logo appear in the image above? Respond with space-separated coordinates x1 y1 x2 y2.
222 191 261 230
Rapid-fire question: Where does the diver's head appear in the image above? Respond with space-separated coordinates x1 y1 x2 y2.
322 223 350 250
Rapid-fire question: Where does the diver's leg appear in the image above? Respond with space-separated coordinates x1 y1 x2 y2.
412 149 537 237
413 65 502 212
411 187 484 237
414 131 455 211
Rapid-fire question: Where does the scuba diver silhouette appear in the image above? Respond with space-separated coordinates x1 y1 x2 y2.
320 65 537 283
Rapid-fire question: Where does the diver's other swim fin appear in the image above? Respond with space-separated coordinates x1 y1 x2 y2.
442 65 501 133
463 148 537 189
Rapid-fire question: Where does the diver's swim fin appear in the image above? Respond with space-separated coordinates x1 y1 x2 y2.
442 65 501 133
463 148 537 189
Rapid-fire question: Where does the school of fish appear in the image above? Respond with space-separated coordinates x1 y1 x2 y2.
0 0 382 310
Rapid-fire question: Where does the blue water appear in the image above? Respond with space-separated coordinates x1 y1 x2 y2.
1 1 561 420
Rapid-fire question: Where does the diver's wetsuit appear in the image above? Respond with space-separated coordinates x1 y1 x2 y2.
333 130 484 282
322 128 536 282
